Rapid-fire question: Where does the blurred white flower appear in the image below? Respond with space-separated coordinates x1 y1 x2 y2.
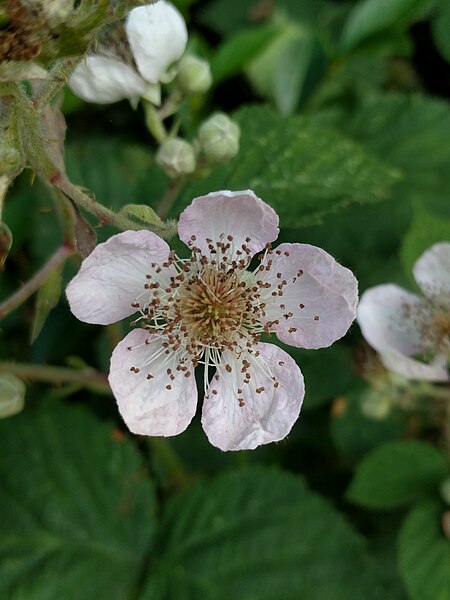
69 1 187 105
358 242 450 382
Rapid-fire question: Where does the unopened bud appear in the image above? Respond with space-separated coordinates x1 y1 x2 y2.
198 113 240 163
177 55 212 94
361 389 391 420
156 138 196 178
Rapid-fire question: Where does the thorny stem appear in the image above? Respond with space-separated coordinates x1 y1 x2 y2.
0 243 73 319
53 174 177 239
0 361 110 393
31 58 79 111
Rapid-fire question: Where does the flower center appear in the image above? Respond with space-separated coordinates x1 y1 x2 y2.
427 311 450 354
176 267 254 347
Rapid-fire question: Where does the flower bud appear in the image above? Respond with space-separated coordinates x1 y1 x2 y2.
156 138 196 178
177 55 212 94
198 113 240 163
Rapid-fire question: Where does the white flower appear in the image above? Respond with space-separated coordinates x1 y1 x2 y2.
67 191 358 450
69 1 187 105
358 242 450 382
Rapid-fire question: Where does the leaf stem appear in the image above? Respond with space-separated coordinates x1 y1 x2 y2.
0 243 73 319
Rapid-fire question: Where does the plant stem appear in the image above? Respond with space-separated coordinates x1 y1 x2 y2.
53 175 177 239
32 58 79 111
0 243 73 319
0 361 110 393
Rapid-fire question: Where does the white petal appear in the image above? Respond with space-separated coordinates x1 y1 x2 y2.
260 243 358 349
109 329 198 436
126 1 188 84
357 284 428 356
381 350 449 382
413 242 450 309
68 55 147 104
66 230 173 325
202 343 304 451
178 190 279 261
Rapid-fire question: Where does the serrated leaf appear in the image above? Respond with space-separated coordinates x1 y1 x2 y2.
398 500 450 600
141 467 377 600
173 105 399 227
347 441 448 509
341 0 432 52
0 403 155 599
0 373 25 418
317 93 450 209
31 261 63 343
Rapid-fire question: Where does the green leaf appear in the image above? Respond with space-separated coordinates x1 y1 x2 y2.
316 93 450 213
284 344 353 410
0 373 25 418
272 30 325 115
66 138 168 214
341 0 432 52
210 25 279 86
399 500 450 600
174 105 400 227
330 386 405 461
347 441 449 509
400 204 450 276
31 261 64 343
432 5 450 63
0 403 155 599
142 467 376 599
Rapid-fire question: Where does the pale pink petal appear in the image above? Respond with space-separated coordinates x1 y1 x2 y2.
413 242 450 309
67 230 173 325
357 284 429 356
126 1 187 84
109 329 197 436
260 243 358 349
178 190 279 261
381 349 449 382
68 55 147 104
202 343 304 451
